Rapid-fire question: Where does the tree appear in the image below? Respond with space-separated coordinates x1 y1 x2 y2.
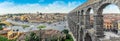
0 25 3 30
50 38 58 41
0 36 8 41
22 25 29 29
62 29 69 34
61 29 74 41
65 34 73 41
25 32 40 41
0 36 16 41
37 25 46 30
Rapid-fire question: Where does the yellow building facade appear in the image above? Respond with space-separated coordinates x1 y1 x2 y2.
104 19 113 29
118 21 120 30
20 15 29 21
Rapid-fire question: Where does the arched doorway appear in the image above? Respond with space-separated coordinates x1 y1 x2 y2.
84 33 92 41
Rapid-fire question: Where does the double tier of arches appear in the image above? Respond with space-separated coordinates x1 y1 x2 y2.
68 0 120 41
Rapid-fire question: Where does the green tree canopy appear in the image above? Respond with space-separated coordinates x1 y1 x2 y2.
25 32 40 41
22 25 29 29
62 29 69 34
0 36 16 41
37 25 46 30
61 29 73 41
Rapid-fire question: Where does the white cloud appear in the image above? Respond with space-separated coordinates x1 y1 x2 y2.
88 4 120 14
0 1 81 15
103 4 120 13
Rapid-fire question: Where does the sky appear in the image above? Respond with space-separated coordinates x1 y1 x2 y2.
0 0 119 15
90 4 120 14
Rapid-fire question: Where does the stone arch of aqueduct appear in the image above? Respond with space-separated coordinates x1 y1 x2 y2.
67 0 120 41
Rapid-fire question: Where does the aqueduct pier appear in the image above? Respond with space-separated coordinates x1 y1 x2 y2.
68 0 120 41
